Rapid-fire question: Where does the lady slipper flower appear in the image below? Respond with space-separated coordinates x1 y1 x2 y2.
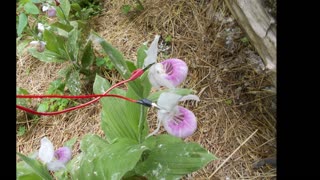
42 2 57 17
144 35 188 89
30 41 46 52
38 137 72 171
148 92 200 138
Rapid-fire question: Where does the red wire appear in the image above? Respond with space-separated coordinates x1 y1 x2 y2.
16 94 136 102
16 69 144 116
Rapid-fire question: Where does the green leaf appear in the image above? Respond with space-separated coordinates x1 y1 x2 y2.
69 134 109 178
95 57 105 67
90 32 129 78
135 135 217 179
81 40 94 68
225 99 233 105
43 30 66 56
67 28 79 61
32 0 42 3
17 126 26 136
136 43 147 68
37 103 49 112
91 32 143 98
105 57 114 69
121 5 131 15
66 70 81 95
240 37 249 44
93 74 138 142
17 161 43 180
53 171 68 180
63 137 77 149
93 74 111 94
16 153 53 180
135 3 144 11
126 60 136 72
125 84 149 142
18 173 43 180
74 138 148 179
51 22 74 32
24 2 39 14
17 87 30 107
28 48 66 63
17 39 30 56
140 73 152 98
58 0 71 18
80 134 109 153
46 78 65 94
165 35 172 43
71 3 81 12
58 65 73 77
17 13 28 36
147 88 194 101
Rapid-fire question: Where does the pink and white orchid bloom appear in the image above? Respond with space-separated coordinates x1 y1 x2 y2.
42 2 57 17
144 35 188 89
148 92 200 138
38 137 72 171
30 41 46 52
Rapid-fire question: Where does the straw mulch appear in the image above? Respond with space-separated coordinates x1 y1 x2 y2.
17 0 276 179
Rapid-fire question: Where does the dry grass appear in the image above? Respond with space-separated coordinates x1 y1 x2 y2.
17 0 276 179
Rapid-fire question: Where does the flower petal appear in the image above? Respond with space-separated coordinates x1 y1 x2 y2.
161 59 188 87
47 160 65 171
148 63 175 89
39 137 54 163
47 7 56 17
144 35 160 67
179 94 200 102
37 23 45 32
54 147 72 164
42 4 49 12
30 41 39 46
157 92 182 112
162 106 197 138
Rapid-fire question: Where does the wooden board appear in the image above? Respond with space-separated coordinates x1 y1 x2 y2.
224 0 276 72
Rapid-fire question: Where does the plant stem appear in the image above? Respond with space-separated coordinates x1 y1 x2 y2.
138 106 145 143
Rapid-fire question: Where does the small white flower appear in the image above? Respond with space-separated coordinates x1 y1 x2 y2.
38 23 45 32
38 137 72 171
37 23 51 33
42 2 57 17
30 41 46 52
42 3 50 12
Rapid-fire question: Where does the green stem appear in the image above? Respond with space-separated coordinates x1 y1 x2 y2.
138 106 145 143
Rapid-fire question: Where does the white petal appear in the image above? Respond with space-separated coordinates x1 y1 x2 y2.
47 160 65 171
148 64 175 89
144 35 160 67
157 92 181 112
38 23 45 32
39 137 54 163
30 41 39 46
42 4 49 12
179 94 200 102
